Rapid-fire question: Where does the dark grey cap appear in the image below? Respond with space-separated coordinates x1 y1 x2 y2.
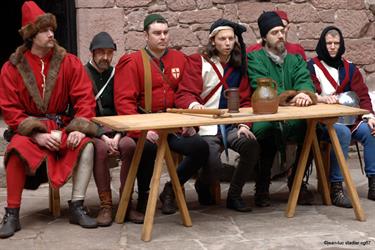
89 32 116 52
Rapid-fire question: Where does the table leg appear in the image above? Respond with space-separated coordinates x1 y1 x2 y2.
312 134 331 205
286 119 316 218
326 123 366 221
164 143 192 227
115 131 147 223
141 131 168 242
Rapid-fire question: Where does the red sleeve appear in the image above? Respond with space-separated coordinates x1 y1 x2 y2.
239 73 251 108
246 43 262 53
0 62 28 130
175 54 204 108
114 53 140 115
65 54 96 119
351 67 374 113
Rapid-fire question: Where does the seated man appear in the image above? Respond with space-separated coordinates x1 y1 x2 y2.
307 26 375 208
114 14 209 215
0 1 98 239
85 32 143 226
246 10 307 61
176 19 260 212
248 11 316 206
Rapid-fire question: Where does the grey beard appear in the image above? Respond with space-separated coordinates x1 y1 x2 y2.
264 44 287 65
276 42 286 54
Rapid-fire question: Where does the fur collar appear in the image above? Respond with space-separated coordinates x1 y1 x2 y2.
9 43 66 113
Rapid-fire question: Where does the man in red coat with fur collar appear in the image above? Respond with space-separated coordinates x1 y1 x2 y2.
0 1 98 238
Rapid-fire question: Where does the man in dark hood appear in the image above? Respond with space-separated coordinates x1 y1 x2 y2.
308 26 375 208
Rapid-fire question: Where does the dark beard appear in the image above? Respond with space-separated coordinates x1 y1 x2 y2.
96 60 110 71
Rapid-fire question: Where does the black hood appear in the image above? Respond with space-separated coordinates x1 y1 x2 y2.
315 26 345 68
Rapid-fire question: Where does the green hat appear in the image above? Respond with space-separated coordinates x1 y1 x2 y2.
143 14 167 30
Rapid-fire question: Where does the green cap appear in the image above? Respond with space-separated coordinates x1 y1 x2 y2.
144 14 167 30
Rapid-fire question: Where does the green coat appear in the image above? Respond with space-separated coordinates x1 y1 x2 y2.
247 49 314 94
247 49 314 144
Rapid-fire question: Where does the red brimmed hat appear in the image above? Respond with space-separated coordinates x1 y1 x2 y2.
19 1 57 40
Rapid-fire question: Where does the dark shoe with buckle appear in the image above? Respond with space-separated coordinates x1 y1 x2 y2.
136 192 149 214
226 196 252 212
68 200 98 228
159 182 177 215
125 206 144 224
331 182 352 208
194 180 215 206
368 176 375 201
0 207 21 239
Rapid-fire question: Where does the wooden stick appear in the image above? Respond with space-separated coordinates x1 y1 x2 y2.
167 108 225 116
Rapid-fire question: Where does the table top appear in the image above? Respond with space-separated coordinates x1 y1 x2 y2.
92 104 369 132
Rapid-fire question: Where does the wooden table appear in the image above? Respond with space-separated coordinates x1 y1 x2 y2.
93 104 368 241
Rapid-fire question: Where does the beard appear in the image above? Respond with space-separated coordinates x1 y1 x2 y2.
96 59 111 71
275 41 286 54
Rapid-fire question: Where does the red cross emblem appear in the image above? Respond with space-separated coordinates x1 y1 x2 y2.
171 68 180 79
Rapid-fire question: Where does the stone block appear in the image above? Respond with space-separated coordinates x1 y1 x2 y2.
148 3 168 12
126 9 147 32
169 27 200 48
364 63 375 73
311 0 365 10
76 8 124 64
238 2 274 23
296 23 327 40
318 9 336 23
197 0 214 9
179 9 223 24
76 0 115 8
117 0 153 8
335 10 371 38
281 3 320 23
345 38 375 65
124 31 145 51
166 0 196 11
366 73 375 92
300 39 319 51
0 158 5 188
222 4 238 21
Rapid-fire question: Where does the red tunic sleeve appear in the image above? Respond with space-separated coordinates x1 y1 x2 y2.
175 53 205 109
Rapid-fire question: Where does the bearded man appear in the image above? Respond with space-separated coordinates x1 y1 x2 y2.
247 11 316 207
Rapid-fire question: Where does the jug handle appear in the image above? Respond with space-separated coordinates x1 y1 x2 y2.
271 79 278 92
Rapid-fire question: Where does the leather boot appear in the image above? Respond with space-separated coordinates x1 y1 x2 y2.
96 191 113 227
330 182 352 208
226 183 252 212
368 176 375 201
194 180 215 206
68 200 98 228
0 208 21 239
226 197 252 212
288 179 314 205
159 182 177 214
136 192 149 213
254 182 271 207
125 205 144 224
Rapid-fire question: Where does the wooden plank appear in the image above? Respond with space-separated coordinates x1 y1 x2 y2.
93 105 368 132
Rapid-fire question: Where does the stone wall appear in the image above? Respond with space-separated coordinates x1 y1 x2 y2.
76 0 375 91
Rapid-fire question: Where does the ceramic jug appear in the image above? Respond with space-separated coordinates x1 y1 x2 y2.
251 77 278 114
224 87 240 113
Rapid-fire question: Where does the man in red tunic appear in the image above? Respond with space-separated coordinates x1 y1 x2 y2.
246 10 307 61
114 14 208 215
0 1 98 238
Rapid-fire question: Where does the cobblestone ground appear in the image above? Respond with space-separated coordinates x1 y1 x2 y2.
1 154 375 250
